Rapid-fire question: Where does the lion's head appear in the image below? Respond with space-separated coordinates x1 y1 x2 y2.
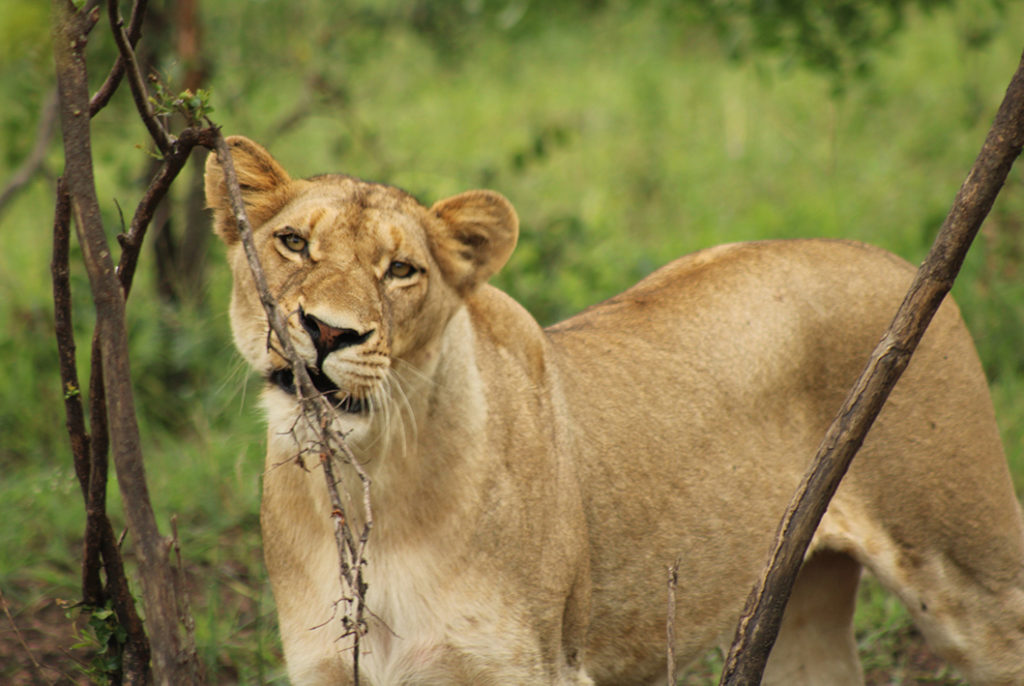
204 136 518 444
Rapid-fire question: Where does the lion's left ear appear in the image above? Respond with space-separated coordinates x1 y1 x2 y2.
427 190 519 294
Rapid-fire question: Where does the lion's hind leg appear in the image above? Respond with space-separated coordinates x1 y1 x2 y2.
859 521 1024 686
761 549 865 686
822 479 1024 686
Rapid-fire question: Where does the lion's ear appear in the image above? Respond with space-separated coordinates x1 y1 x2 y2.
428 190 519 294
204 136 292 244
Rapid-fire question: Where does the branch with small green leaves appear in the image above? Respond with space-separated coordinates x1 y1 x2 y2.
150 82 215 127
105 0 173 154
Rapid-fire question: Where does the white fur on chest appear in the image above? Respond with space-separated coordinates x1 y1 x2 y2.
281 538 545 685
362 546 453 682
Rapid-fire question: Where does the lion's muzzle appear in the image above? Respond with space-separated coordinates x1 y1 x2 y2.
299 307 374 371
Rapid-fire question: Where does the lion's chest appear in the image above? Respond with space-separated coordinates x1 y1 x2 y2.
281 543 560 684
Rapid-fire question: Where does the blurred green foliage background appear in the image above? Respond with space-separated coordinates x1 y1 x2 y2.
1 0 1022 682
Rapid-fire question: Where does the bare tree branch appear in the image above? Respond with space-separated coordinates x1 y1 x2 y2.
52 178 89 517
53 113 154 686
118 126 217 297
53 176 153 686
209 128 374 685
666 557 681 686
52 2 201 683
718 47 1024 686
53 0 217 681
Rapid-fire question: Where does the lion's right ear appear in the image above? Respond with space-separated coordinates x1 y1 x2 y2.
428 190 519 295
204 136 292 244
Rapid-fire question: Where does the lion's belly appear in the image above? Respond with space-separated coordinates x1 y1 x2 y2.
578 420 813 684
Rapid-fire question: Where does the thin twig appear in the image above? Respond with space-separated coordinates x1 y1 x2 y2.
89 0 148 116
718 47 1024 686
106 0 172 154
0 587 55 686
0 87 59 219
170 516 199 670
117 126 217 297
85 344 110 582
667 557 681 686
52 177 103 607
52 178 89 498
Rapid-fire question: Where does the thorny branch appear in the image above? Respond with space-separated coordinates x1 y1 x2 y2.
718 47 1024 686
210 130 374 684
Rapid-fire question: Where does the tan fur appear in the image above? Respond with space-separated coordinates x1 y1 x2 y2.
206 136 1024 686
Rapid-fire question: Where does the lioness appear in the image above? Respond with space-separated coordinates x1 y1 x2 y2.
206 136 1024 686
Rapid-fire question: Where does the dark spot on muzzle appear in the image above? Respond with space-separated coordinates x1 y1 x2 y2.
268 367 370 414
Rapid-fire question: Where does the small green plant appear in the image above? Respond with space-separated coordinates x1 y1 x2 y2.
66 600 128 685
63 380 80 400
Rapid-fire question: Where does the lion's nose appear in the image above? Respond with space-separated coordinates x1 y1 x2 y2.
299 309 373 361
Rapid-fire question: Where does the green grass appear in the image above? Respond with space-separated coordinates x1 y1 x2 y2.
1 1 1022 682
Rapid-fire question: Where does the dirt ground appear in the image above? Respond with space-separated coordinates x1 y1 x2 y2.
1 590 90 686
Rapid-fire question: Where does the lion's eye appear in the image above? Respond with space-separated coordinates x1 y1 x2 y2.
277 231 307 253
388 261 416 278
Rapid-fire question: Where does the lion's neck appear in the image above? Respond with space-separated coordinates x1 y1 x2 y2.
363 303 488 520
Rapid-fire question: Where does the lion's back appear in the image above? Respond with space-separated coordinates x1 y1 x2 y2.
547 239 920 432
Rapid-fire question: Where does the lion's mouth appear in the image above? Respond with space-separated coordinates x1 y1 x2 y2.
268 367 370 414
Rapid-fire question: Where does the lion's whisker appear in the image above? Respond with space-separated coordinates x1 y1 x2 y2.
387 367 420 456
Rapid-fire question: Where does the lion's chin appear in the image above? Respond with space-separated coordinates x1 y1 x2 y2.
268 367 371 415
